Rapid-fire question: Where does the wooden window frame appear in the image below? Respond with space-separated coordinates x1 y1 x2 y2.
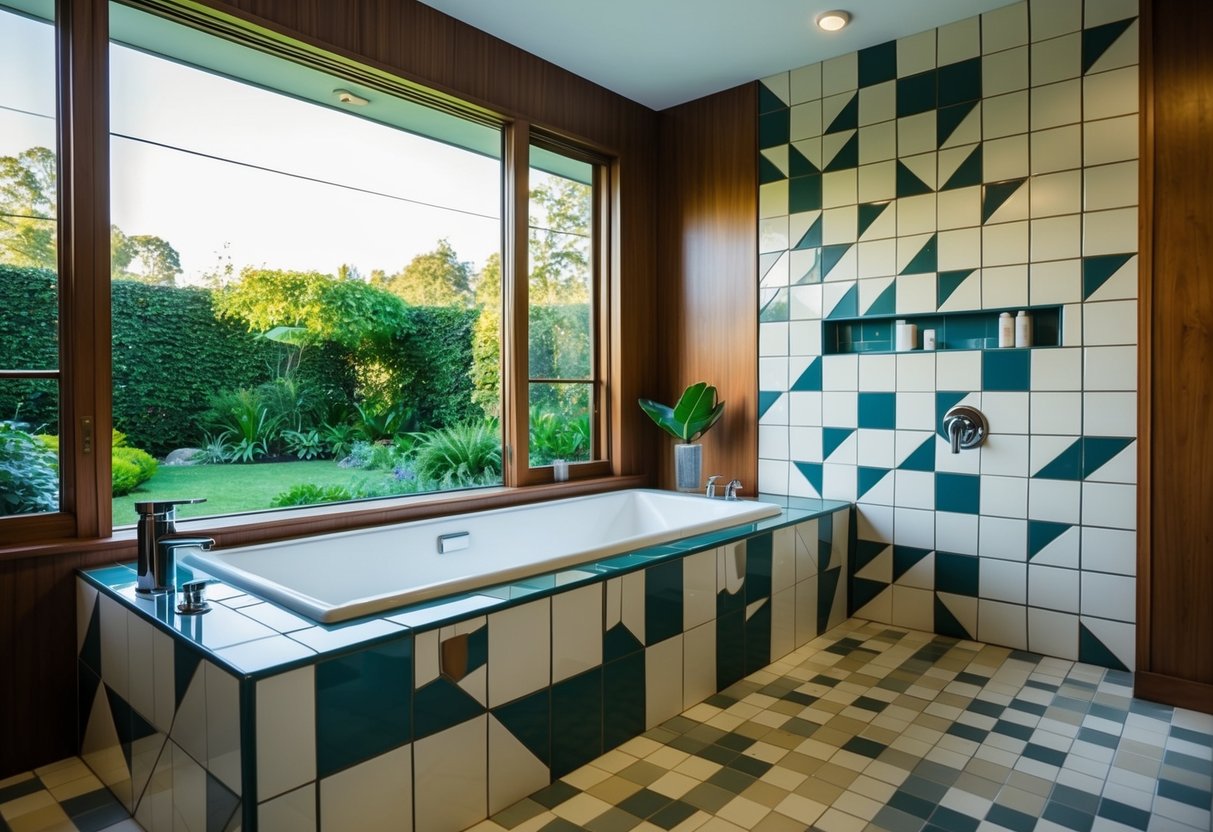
0 0 627 551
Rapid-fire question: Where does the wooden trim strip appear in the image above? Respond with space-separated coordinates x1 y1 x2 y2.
1136 0 1155 678
1135 670 1213 715
0 370 60 379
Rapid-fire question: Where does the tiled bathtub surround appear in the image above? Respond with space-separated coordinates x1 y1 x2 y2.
756 0 1139 670
76 500 850 831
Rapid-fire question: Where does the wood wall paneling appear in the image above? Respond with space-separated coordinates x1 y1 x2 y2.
654 84 759 492
0 0 660 777
1136 0 1213 712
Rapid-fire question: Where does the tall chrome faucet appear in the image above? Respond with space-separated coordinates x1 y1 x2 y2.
134 498 214 594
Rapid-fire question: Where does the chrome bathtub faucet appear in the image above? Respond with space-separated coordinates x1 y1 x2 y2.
725 480 743 500
134 498 215 595
705 475 722 497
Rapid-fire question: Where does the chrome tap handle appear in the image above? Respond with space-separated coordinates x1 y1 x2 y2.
705 475 723 498
141 536 214 596
136 499 208 595
177 580 211 615
725 480 743 500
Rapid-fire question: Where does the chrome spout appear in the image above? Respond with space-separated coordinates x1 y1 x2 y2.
134 498 208 594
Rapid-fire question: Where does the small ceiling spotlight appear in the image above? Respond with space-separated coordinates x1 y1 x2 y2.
333 89 370 106
815 10 851 31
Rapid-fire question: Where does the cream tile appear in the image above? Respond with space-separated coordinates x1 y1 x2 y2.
1084 161 1138 211
983 2 1029 53
1031 79 1081 130
790 63 822 105
489 598 550 708
415 716 487 832
983 47 1029 97
1083 66 1139 121
1085 114 1138 165
552 583 602 682
256 666 315 801
259 784 316 832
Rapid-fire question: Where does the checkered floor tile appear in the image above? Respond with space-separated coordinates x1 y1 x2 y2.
0 757 136 832
471 620 1213 832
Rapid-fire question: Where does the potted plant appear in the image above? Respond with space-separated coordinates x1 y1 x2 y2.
638 382 725 492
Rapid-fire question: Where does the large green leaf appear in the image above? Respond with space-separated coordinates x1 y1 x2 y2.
639 382 725 442
638 398 682 440
685 401 725 442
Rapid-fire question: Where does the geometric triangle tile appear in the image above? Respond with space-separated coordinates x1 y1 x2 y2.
170 663 208 767
824 133 860 173
818 567 843 635
897 435 936 472
82 682 132 811
1079 619 1132 672
760 75 791 112
790 174 823 214
938 100 980 148
791 211 824 250
760 147 789 184
1028 523 1080 568
853 581 892 623
790 141 822 177
896 159 933 197
935 593 977 640
937 269 978 311
1032 437 1083 480
791 357 823 392
858 201 893 240
492 689 551 768
1027 520 1071 560
759 391 784 421
822 245 857 282
853 539 889 576
1082 17 1137 75
859 40 897 88
77 580 99 656
791 249 823 285
896 550 935 590
822 130 857 172
940 144 983 191
892 546 933 585
855 545 893 584
899 233 938 275
860 278 896 317
760 251 784 285
1083 437 1136 483
791 461 823 499
1082 253 1135 301
982 178 1028 224
857 466 893 504
206 771 242 832
824 93 858 135
175 641 202 711
824 281 859 319
823 428 856 462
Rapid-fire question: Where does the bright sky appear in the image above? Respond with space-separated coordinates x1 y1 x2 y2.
0 6 502 283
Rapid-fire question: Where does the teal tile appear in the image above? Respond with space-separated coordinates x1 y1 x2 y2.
789 174 822 213
603 652 645 751
759 110 789 149
759 82 787 115
938 269 975 307
793 218 822 250
864 281 897 317
758 391 781 420
818 512 835 567
941 144 982 190
791 358 822 392
946 314 988 349
789 144 819 176
824 132 859 171
898 436 935 471
897 161 933 197
316 633 411 777
206 772 240 832
746 533 773 599
175 639 203 709
936 392 971 438
1082 17 1135 74
858 467 890 499
900 233 938 274
825 95 858 134
794 461 823 494
604 619 644 662
936 472 979 514
897 70 937 117
982 179 1027 223
936 552 979 597
744 600 771 674
759 154 785 185
413 674 483 740
1079 624 1129 672
817 568 840 634
937 100 978 147
1082 253 1133 299
982 349 1030 391
1097 798 1150 831
822 246 854 283
716 609 745 690
938 57 982 106
825 281 858 319
760 288 789 322
852 576 888 611
935 595 974 639
858 201 891 239
551 667 602 777
80 600 101 675
1034 439 1082 480
1028 521 1071 559
853 539 887 574
645 559 683 645
823 427 855 459
1083 437 1134 478
492 688 550 766
859 40 897 87
893 546 932 582
858 393 896 429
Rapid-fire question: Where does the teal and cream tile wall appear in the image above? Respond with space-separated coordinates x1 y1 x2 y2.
756 0 1138 670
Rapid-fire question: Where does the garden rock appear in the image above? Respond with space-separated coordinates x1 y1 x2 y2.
164 448 203 466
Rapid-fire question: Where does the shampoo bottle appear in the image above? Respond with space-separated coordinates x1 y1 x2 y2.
1015 310 1032 348
998 312 1014 348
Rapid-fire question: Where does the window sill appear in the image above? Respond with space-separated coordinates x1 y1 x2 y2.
0 474 649 563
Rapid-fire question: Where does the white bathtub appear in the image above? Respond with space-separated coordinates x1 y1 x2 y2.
182 489 782 623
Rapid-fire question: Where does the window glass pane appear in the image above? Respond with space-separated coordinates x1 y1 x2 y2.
0 379 59 516
528 382 591 467
109 6 503 522
0 1 60 519
527 160 593 381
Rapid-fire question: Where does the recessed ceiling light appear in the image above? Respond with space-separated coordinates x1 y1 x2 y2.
333 89 370 106
815 10 851 31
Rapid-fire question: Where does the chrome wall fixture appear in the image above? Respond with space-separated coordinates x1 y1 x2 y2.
942 405 988 454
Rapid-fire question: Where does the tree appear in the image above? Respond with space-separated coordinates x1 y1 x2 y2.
383 238 473 307
0 146 56 269
470 253 501 418
112 230 183 286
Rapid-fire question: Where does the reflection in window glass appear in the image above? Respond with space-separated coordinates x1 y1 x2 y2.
527 149 595 467
0 1 60 517
107 6 503 524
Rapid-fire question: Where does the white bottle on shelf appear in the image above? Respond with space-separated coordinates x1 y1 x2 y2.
998 312 1014 348
1015 310 1032 348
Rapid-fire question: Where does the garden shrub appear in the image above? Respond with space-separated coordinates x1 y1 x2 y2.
112 446 157 495
270 483 355 507
412 421 502 485
0 421 58 514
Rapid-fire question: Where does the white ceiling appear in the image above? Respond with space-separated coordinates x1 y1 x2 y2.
417 0 1016 111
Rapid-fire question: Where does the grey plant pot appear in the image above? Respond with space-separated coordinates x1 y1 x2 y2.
674 443 702 492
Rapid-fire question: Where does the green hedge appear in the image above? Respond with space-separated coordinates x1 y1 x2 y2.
0 266 480 456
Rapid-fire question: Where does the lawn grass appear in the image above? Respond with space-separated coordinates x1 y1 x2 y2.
111 460 395 527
